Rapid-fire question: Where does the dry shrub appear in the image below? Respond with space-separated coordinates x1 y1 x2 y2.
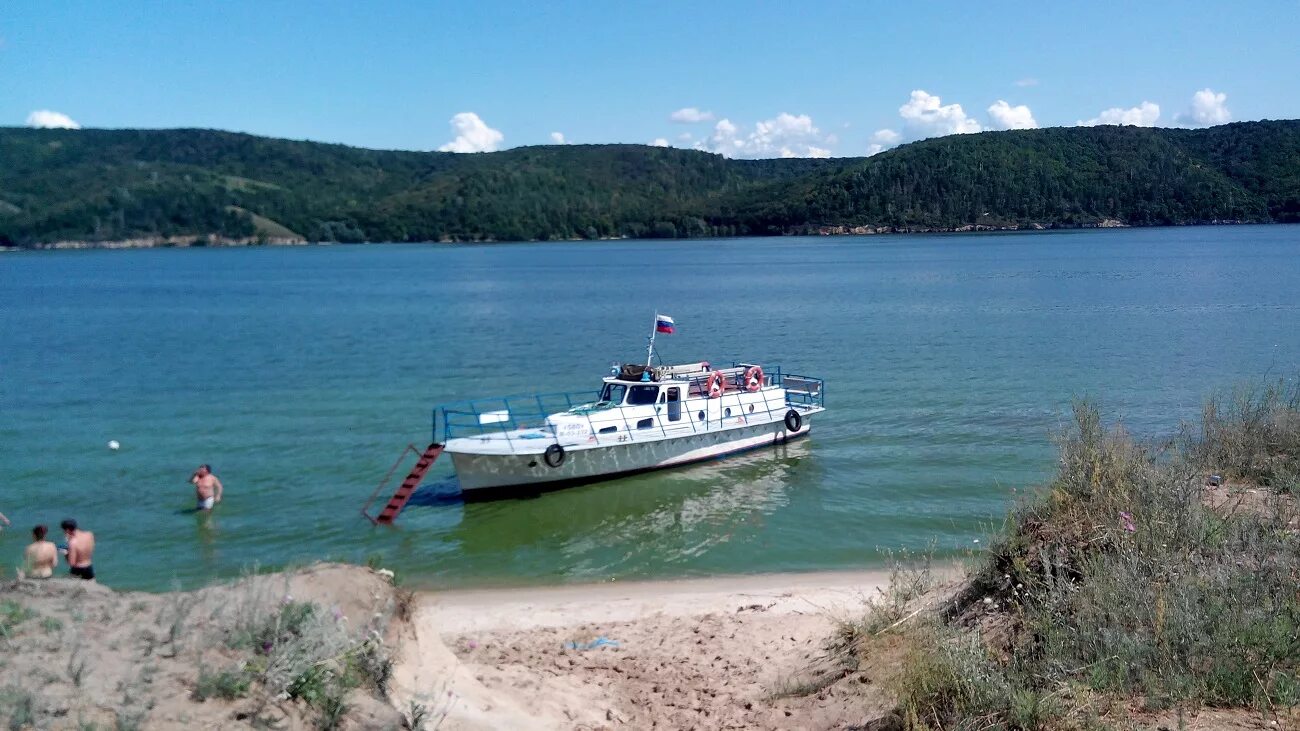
204 573 394 728
1 685 36 731
1189 377 1300 490
896 394 1300 729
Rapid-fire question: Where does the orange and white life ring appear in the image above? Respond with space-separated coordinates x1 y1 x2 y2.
744 366 764 392
706 370 726 399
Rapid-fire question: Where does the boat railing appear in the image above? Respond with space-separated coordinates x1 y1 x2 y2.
432 364 825 451
729 362 825 409
434 390 600 445
781 374 826 409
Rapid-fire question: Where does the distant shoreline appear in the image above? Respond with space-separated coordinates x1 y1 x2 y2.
5 218 1283 251
5 122 1296 249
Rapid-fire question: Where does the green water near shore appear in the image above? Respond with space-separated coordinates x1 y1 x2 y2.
2 226 1298 591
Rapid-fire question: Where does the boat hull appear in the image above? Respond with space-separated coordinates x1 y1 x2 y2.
448 419 812 498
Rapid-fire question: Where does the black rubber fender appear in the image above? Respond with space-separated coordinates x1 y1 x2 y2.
784 409 802 432
543 443 566 468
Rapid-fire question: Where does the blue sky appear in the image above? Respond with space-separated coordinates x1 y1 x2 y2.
4 1 1298 158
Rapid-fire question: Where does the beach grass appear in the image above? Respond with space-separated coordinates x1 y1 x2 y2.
201 572 395 727
852 385 1300 728
1 685 35 731
1188 377 1300 490
0 600 36 640
193 664 251 700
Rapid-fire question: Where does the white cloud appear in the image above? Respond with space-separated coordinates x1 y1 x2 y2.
649 138 670 147
870 129 902 145
1078 101 1160 127
1175 88 1231 127
696 112 833 158
987 100 1038 130
437 112 504 153
1014 78 1039 88
705 119 744 154
670 107 715 123
865 90 982 155
899 90 982 138
711 118 738 141
866 128 901 155
549 131 567 144
26 109 80 129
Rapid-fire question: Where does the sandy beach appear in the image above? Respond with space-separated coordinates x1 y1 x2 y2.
0 564 926 729
390 569 926 730
3 556 1281 729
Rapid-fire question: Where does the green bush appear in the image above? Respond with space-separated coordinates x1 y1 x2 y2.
1188 378 1300 489
2 685 35 731
0 601 36 639
210 579 396 729
897 395 1300 728
193 665 251 700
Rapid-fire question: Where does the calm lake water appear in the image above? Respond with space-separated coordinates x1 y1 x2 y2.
2 226 1299 591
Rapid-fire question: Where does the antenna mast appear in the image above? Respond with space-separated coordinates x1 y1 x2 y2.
645 312 658 367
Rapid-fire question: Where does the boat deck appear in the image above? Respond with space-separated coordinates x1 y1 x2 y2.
434 364 825 458
445 402 824 456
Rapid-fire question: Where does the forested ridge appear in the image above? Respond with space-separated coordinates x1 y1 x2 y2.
1 120 1297 246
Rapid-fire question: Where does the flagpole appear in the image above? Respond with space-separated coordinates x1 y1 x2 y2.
646 312 658 367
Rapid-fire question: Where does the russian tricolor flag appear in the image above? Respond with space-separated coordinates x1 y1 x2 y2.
655 315 676 334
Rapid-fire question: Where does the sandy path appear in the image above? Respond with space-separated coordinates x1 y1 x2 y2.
391 571 904 730
426 570 893 633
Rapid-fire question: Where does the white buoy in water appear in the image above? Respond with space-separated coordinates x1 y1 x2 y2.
107 440 120 451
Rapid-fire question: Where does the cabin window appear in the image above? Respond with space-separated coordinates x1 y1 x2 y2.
599 426 618 434
697 411 705 421
636 417 654 429
748 404 755 413
599 383 627 404
627 385 660 406
724 407 732 417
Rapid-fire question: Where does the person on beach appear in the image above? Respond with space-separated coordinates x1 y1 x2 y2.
190 464 224 511
24 525 58 579
61 519 95 581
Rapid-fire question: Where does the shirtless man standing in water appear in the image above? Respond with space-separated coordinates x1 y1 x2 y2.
190 464 224 511
61 519 95 580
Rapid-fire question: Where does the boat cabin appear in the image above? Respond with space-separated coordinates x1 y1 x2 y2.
545 361 783 444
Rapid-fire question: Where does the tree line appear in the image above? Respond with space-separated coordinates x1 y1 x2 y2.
0 121 1297 247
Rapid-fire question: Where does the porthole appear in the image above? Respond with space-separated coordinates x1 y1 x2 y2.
599 426 617 434
748 404 755 413
697 411 705 421
724 407 732 417
637 418 654 429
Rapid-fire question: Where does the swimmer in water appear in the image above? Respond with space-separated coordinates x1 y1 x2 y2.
190 464 224 511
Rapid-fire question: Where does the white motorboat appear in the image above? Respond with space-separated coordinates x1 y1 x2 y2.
436 316 826 498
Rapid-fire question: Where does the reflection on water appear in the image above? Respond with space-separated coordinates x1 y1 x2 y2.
192 510 220 576
553 441 814 574
406 476 465 506
397 440 817 586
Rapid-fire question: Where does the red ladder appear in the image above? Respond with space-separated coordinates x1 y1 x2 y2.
362 442 444 525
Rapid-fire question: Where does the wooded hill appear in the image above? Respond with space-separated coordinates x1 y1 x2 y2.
1 120 1297 246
